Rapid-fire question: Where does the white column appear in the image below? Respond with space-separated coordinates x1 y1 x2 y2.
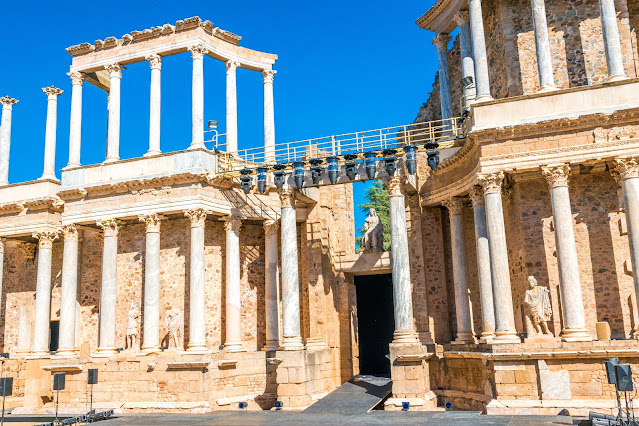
66 72 84 168
477 172 520 343
17 307 31 354
280 189 304 350
225 60 239 153
542 164 591 341
616 157 639 320
531 0 556 91
469 186 496 342
454 12 477 107
432 34 453 121
223 215 245 352
146 55 162 156
0 96 18 186
262 70 276 162
264 219 280 351
31 231 58 356
140 214 162 352
40 86 63 181
97 219 119 354
469 0 493 101
188 45 207 150
0 239 4 347
57 225 79 356
443 198 475 344
599 0 627 81
386 176 419 344
105 63 122 163
185 209 208 352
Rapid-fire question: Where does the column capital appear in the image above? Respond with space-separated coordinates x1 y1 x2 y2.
68 71 85 86
542 163 570 188
262 69 276 83
615 157 639 180
432 33 452 49
188 44 208 59
185 209 208 228
105 63 123 77
453 10 470 25
146 54 162 70
264 219 279 236
385 175 405 197
469 185 485 207
139 213 164 233
97 219 119 237
443 197 464 216
61 225 79 241
33 231 59 249
225 60 240 72
223 215 242 233
477 171 505 194
280 188 296 208
42 86 63 97
0 96 18 108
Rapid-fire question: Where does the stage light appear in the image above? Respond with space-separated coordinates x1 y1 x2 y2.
404 145 417 175
309 159 323 184
240 168 253 194
364 152 377 179
257 167 268 194
343 154 358 181
401 401 410 411
461 76 474 87
383 149 397 176
238 401 248 409
293 161 305 188
327 156 339 184
273 164 286 190
274 401 283 408
427 151 440 171
444 401 454 410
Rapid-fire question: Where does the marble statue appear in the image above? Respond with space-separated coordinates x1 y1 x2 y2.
362 208 384 251
126 303 140 350
524 276 553 336
166 308 183 350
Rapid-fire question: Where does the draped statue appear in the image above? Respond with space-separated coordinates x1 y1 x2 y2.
165 308 183 350
126 303 140 350
524 276 553 337
362 208 384 251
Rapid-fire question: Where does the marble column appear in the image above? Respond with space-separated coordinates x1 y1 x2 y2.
616 157 639 315
280 189 304 350
0 96 18 186
225 60 239 153
531 0 557 91
97 219 119 354
469 0 493 101
477 172 520 343
443 198 475 344
31 231 59 356
262 70 276 162
599 0 627 81
105 63 122 163
432 34 453 121
185 209 208 352
146 55 162 156
66 72 84 168
57 225 79 356
223 215 245 352
188 45 207 150
263 219 280 351
140 214 162 352
17 307 31 354
40 86 64 181
541 164 591 341
0 239 3 328
469 186 496 342
454 11 477 107
386 176 419 344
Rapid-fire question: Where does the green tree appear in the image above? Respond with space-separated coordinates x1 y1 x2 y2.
355 180 391 252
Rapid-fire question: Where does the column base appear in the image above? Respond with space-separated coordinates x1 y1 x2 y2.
38 175 59 182
186 343 208 353
561 328 592 342
103 157 120 164
62 163 81 171
305 337 327 350
479 331 496 344
143 150 162 157
55 348 79 358
607 74 629 83
537 84 558 93
94 346 118 357
474 94 494 103
392 329 420 344
452 333 477 345
140 346 161 355
492 331 521 344
262 341 280 351
418 331 435 345
224 341 247 353
26 351 50 359
188 142 206 151
281 336 305 351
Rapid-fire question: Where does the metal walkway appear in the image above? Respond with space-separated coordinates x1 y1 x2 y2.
302 375 392 414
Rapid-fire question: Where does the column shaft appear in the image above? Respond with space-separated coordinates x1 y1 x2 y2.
225 61 239 153
0 97 18 186
67 73 83 168
263 71 276 162
599 0 627 81
224 216 245 352
58 226 79 355
264 220 280 350
147 55 162 156
185 209 207 351
469 0 493 101
189 45 207 149
0 239 4 352
433 34 453 121
531 0 556 90
97 220 118 353
41 87 63 180
141 215 162 351
455 12 477 107
32 232 58 355
105 64 122 162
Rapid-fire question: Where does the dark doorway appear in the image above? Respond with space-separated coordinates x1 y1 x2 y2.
49 320 59 352
355 273 394 376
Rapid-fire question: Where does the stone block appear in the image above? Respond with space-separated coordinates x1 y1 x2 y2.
495 370 515 384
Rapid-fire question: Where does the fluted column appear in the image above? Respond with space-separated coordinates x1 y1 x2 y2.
0 96 18 186
262 70 276 162
140 214 162 352
280 189 304 350
105 64 122 163
469 186 496 342
97 219 119 354
454 11 477 107
443 198 475 344
223 215 245 352
189 45 207 150
599 0 627 81
386 176 419 344
66 72 84 168
225 60 239 153
185 209 208 352
40 86 63 181
31 231 59 356
146 55 162 156
432 34 453 121
542 164 591 341
264 219 280 351
469 0 493 101
477 172 519 343
531 0 556 91
57 225 79 356
616 157 639 316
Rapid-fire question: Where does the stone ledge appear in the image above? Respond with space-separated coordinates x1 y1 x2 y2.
166 361 209 370
395 353 433 363
266 357 283 365
217 359 238 368
41 364 83 372
216 394 257 406
443 347 639 361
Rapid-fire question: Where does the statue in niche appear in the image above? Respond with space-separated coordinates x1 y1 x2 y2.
362 208 384 251
165 308 183 350
524 276 553 337
126 303 140 350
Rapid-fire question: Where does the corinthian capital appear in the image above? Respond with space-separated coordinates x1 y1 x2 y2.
0 96 18 107
223 215 242 233
279 188 296 208
68 71 85 85
453 11 470 26
541 164 571 188
443 197 464 216
264 219 278 236
97 219 119 237
105 63 123 77
225 60 240 73
146 54 162 69
42 86 64 97
469 186 485 207
33 231 59 249
139 214 164 233
185 209 208 228
188 44 208 59
61 225 79 241
262 69 276 84
615 157 639 180
385 175 404 197
432 33 452 49
477 171 505 194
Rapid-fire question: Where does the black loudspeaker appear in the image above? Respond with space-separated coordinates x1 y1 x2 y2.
615 364 633 392
88 369 98 385
0 377 13 396
53 373 66 391
605 357 620 385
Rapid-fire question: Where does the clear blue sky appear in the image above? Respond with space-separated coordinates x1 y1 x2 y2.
1 0 439 234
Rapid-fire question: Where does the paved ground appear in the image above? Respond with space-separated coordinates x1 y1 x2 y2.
303 375 392 414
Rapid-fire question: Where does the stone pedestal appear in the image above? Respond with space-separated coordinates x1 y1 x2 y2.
385 343 437 411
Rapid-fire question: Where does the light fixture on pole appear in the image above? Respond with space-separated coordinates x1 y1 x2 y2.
257 167 268 194
424 142 440 171
309 159 324 185
327 156 339 184
343 154 358 181
364 152 377 179
293 161 305 188
239 168 253 194
403 145 417 175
